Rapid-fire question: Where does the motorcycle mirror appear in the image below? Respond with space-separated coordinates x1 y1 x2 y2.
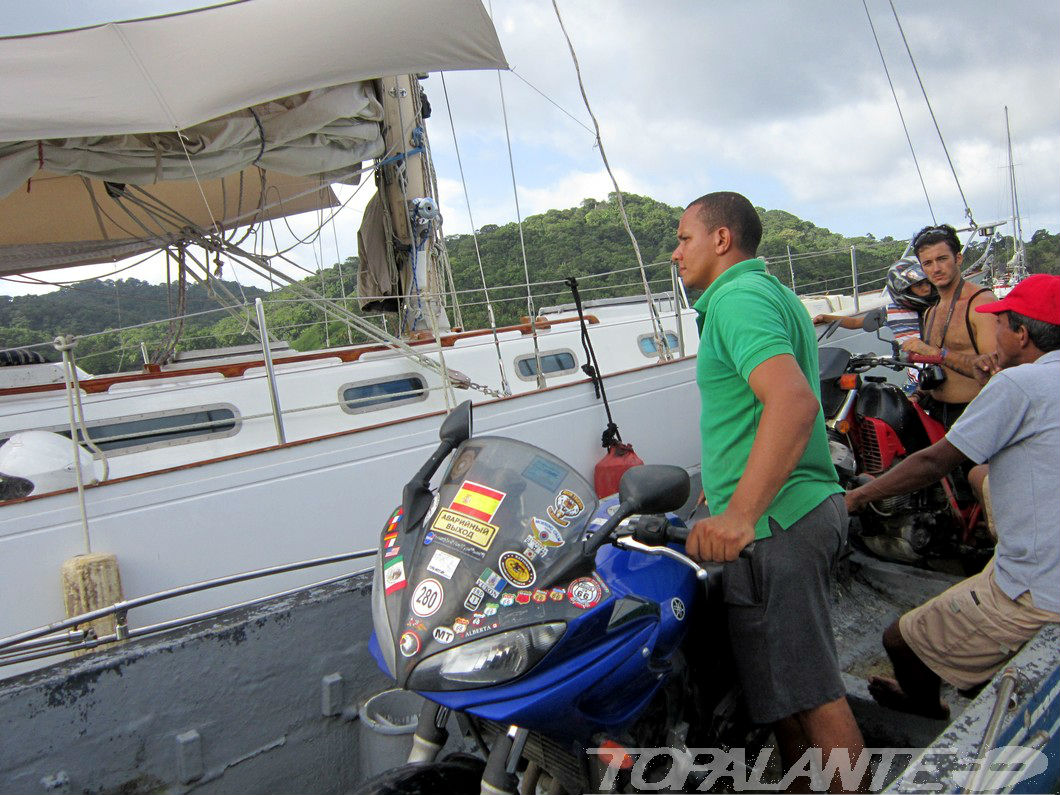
817 318 844 343
861 307 887 333
439 400 473 446
618 465 690 515
580 465 690 561
875 324 900 356
401 401 474 533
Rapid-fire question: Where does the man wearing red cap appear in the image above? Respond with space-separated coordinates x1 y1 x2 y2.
845 274 1060 718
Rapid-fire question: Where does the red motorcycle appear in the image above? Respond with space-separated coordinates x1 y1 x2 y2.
818 332 990 568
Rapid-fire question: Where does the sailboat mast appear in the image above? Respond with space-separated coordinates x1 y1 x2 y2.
1004 106 1026 280
378 74 451 336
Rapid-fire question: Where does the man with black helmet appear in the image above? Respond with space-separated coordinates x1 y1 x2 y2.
900 224 998 428
813 258 937 341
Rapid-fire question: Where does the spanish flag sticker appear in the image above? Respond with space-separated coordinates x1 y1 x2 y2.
450 481 506 523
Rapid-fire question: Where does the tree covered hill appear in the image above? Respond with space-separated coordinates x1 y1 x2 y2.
2 193 1055 374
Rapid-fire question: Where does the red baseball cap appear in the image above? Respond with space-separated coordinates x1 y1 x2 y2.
975 274 1060 324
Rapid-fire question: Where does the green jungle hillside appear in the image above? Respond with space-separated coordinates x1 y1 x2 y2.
2 193 1055 375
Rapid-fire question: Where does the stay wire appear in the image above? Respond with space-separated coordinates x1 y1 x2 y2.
862 0 935 224
887 0 975 228
551 0 670 361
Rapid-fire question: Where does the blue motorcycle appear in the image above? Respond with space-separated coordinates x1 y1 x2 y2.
360 401 755 794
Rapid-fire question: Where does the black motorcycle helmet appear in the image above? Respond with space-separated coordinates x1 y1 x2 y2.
886 258 937 311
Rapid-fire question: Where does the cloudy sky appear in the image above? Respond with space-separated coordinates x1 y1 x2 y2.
2 0 1058 296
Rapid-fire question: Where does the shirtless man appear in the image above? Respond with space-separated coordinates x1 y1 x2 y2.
900 225 998 428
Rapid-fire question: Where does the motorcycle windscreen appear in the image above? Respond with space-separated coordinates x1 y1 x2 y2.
380 436 609 676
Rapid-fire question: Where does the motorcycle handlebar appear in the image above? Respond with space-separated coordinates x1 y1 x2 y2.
906 353 943 364
847 352 942 370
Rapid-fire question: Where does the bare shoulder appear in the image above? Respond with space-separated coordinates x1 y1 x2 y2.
969 288 997 306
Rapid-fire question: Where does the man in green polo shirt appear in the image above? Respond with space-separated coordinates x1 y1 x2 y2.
673 191 863 787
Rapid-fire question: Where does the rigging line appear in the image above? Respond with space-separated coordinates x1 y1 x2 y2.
551 0 670 361
507 68 595 136
178 247 262 342
313 201 331 348
171 120 249 303
329 189 354 345
496 68 546 388
887 0 975 227
421 112 466 331
1004 107 1024 249
861 0 935 224
440 70 511 395
0 250 161 288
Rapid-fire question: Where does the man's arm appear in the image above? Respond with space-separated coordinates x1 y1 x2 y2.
686 354 818 562
812 313 863 329
845 438 970 513
902 292 998 377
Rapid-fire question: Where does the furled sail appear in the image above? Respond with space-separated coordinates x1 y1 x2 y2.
0 0 507 276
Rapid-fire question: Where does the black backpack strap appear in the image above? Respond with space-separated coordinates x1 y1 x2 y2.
964 288 992 355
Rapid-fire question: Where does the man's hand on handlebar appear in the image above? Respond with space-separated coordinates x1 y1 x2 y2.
900 337 940 358
686 511 755 563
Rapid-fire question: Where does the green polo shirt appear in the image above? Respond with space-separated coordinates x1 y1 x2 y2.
693 258 840 539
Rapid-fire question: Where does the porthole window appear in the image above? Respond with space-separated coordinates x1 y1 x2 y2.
637 332 680 357
340 374 428 414
514 350 578 381
60 405 240 453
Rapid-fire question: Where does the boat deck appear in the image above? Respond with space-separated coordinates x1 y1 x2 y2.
836 551 974 747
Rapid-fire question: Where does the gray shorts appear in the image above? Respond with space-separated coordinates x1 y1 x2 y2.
721 493 847 724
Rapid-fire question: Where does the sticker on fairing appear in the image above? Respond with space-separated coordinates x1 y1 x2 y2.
567 577 603 609
449 481 506 523
671 597 686 621
411 578 444 618
383 557 407 595
547 489 585 527
531 517 565 547
475 568 506 598
433 626 455 644
522 456 567 491
399 631 421 657
426 549 460 580
464 586 485 611
499 551 536 588
432 508 498 552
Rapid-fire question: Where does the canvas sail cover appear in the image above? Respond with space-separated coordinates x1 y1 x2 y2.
0 0 507 275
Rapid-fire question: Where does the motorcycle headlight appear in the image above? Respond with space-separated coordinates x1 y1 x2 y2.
407 622 565 691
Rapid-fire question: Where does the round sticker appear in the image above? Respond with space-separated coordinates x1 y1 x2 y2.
499 551 536 587
411 578 444 617
399 631 421 657
567 577 603 610
671 597 686 621
433 626 455 644
531 517 565 547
